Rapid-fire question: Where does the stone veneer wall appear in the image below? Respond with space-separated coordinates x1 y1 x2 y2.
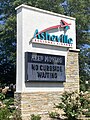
14 50 79 120
14 92 63 120
64 50 79 92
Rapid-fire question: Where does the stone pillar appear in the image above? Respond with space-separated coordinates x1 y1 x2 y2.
64 49 80 92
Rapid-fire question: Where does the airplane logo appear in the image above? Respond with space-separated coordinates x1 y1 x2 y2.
38 20 71 35
60 20 71 30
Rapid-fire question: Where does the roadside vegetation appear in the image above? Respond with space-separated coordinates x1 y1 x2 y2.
0 94 21 120
49 91 90 120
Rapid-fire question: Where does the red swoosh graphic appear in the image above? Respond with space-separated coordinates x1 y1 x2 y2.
38 25 61 34
38 24 71 35
35 20 71 37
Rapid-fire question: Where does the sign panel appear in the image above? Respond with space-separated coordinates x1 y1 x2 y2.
32 20 73 48
25 52 66 82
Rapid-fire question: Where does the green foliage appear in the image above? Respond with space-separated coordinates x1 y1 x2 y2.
0 107 21 120
3 98 14 107
0 93 21 120
0 93 5 100
80 92 90 117
0 107 10 120
55 91 82 120
55 91 90 120
49 111 60 119
68 0 90 45
66 0 90 92
31 114 41 120
11 109 22 120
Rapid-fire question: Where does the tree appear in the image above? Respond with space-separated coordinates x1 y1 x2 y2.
67 0 90 90
0 0 90 87
0 0 64 85
79 47 90 91
0 0 16 84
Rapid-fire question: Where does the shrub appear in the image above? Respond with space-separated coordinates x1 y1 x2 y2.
54 91 90 120
31 114 41 120
55 91 82 120
0 93 21 120
0 107 10 120
11 109 22 120
49 111 60 119
0 93 5 100
80 92 90 117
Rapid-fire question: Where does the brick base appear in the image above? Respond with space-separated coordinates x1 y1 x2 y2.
14 92 63 120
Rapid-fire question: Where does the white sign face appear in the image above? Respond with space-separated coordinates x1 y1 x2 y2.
25 52 66 82
32 19 74 48
16 4 76 52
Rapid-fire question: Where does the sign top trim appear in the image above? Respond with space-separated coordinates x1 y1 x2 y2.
15 4 75 20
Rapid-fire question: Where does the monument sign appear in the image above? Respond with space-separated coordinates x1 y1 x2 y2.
15 4 79 120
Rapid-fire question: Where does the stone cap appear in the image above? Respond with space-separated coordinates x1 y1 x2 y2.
69 48 80 52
